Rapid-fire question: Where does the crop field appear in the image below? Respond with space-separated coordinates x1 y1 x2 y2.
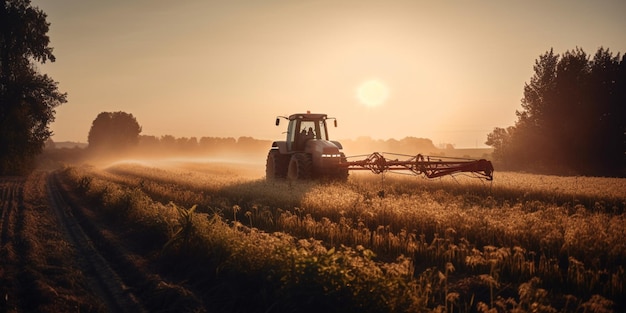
56 159 626 312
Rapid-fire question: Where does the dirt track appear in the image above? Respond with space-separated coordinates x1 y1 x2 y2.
0 172 103 312
0 171 199 312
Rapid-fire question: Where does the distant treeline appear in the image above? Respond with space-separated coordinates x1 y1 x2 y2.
136 135 270 157
43 135 487 165
136 135 443 157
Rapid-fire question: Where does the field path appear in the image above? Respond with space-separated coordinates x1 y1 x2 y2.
0 177 22 251
47 172 147 312
0 171 201 312
0 177 24 312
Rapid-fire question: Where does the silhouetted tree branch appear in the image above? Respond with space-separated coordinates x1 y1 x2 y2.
0 0 67 174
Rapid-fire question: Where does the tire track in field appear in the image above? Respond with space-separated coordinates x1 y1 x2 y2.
48 172 206 312
46 173 147 313
0 178 21 247
0 178 24 310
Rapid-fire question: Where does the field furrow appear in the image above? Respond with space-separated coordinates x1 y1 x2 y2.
47 173 146 313
49 172 207 312
0 178 24 310
56 161 626 312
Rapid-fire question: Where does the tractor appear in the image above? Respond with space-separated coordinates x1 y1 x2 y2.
266 111 494 181
266 111 348 180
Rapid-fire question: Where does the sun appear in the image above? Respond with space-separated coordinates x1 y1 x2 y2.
356 79 389 107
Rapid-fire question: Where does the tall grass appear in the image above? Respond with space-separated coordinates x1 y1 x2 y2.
60 165 432 312
60 162 626 312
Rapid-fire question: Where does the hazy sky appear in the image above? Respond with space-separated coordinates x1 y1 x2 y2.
33 0 626 148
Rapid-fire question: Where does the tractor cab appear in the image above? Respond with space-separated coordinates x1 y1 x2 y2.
276 112 336 152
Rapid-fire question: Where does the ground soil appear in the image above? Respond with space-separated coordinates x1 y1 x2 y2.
0 171 203 312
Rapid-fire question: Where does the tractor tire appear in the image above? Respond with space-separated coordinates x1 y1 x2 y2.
333 153 349 181
287 153 312 180
266 150 289 180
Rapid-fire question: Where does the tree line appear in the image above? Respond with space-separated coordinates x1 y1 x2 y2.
0 0 66 174
81 111 444 159
2 1 624 176
486 47 626 177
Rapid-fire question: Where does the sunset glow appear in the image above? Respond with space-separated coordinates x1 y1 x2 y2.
356 79 389 107
32 0 626 148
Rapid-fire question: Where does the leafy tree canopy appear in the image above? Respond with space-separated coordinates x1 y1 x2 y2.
487 47 626 176
87 111 142 152
0 0 67 174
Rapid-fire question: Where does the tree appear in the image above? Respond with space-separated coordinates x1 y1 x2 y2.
0 0 67 174
587 48 626 176
514 48 561 171
486 127 513 168
87 111 142 153
486 47 626 176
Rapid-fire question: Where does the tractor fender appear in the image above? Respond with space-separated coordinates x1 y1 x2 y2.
270 141 289 154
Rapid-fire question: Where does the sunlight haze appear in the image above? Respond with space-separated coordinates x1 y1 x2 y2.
33 0 626 148
356 79 389 108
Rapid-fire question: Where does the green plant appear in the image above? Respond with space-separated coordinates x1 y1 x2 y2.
162 203 198 255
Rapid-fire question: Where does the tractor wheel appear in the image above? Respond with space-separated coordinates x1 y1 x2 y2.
287 153 312 180
333 153 349 181
266 150 289 180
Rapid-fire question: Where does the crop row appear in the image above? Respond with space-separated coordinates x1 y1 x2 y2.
62 162 626 312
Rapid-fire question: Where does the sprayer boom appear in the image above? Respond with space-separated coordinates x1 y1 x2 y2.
342 152 494 180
